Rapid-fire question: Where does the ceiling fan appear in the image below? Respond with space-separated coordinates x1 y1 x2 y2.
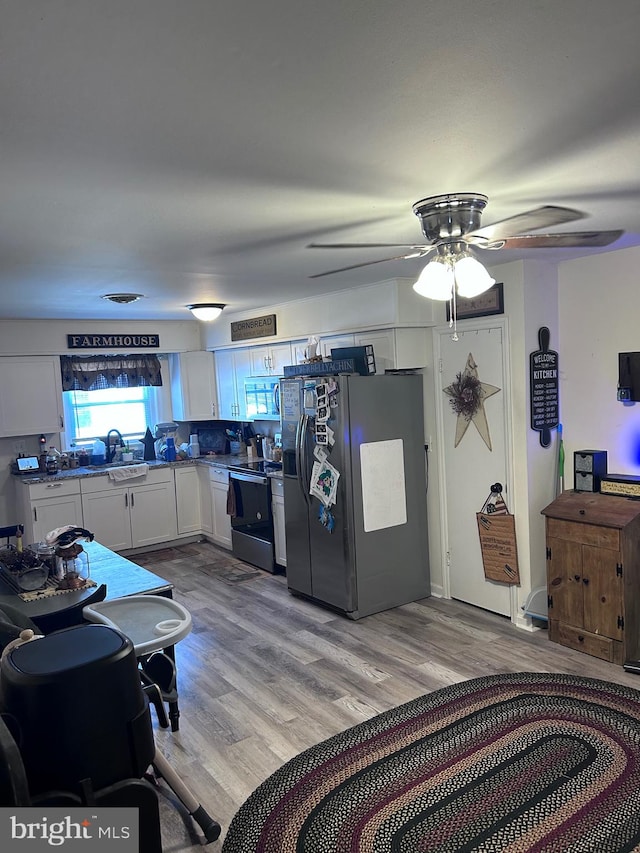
307 193 624 282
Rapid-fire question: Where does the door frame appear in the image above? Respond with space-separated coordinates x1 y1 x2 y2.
432 316 518 622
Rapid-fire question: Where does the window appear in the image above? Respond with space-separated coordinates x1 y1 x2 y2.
62 386 162 447
60 355 172 448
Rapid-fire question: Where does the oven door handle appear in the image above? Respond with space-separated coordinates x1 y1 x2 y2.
229 471 268 485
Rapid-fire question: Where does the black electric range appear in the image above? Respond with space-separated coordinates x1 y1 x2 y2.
227 459 282 475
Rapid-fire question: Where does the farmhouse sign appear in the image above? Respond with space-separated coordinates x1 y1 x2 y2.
67 334 160 349
231 314 277 342
529 326 559 447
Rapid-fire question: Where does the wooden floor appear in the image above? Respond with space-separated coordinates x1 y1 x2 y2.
131 540 640 850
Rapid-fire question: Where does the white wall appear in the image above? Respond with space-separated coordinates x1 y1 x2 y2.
559 245 640 478
0 319 201 356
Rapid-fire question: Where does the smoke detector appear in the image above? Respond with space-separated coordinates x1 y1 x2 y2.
101 293 145 304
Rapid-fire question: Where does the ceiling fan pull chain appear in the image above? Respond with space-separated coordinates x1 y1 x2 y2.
449 285 459 341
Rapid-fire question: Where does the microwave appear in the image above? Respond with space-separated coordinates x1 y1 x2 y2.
244 376 280 420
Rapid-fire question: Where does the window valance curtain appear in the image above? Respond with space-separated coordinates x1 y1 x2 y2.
60 355 163 392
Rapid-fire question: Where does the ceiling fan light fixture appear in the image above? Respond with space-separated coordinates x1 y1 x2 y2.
412 259 454 301
187 303 225 321
454 255 495 298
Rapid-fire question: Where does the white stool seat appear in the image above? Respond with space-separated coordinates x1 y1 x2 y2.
82 595 191 656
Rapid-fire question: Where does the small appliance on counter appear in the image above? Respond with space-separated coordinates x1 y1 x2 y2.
154 422 179 460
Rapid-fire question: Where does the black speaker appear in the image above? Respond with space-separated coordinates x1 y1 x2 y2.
574 450 608 492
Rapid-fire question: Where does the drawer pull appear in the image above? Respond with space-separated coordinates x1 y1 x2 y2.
579 509 586 515
46 483 63 489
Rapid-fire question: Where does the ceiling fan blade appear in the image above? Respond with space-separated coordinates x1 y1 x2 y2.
467 205 587 242
309 248 434 279
307 242 431 249
485 229 624 250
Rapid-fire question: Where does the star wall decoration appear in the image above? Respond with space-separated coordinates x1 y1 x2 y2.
443 352 501 450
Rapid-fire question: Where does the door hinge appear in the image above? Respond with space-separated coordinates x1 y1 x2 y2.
446 550 451 567
546 546 552 560
547 594 553 609
439 358 444 374
617 562 623 577
618 615 625 630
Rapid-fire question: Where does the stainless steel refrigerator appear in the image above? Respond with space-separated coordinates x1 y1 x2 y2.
281 373 429 619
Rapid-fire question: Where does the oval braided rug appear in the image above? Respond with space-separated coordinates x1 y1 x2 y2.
221 672 640 852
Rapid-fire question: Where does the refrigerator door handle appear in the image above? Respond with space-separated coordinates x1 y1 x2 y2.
296 413 312 506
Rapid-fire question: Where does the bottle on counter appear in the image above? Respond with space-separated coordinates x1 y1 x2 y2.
166 436 177 462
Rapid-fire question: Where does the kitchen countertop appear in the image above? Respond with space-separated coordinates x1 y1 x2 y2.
14 454 282 484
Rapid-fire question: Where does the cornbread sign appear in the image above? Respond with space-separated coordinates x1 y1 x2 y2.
67 334 160 349
231 314 277 341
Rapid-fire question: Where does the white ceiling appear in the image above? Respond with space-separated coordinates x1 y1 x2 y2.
2 1 639 322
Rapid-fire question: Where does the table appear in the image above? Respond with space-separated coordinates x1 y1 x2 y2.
0 539 173 621
0 540 182 730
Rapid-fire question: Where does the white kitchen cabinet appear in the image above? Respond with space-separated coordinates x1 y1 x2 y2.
249 342 292 377
174 465 201 535
209 466 232 550
197 465 213 536
357 328 428 372
169 351 219 421
0 355 64 436
81 468 177 552
319 334 355 360
271 477 286 568
16 478 83 544
214 348 252 420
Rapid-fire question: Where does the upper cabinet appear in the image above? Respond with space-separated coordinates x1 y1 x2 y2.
215 348 252 420
249 343 292 377
169 351 219 421
355 329 428 374
319 334 356 360
0 355 64 436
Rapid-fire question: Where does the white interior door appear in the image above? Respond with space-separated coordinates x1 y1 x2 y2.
436 323 512 617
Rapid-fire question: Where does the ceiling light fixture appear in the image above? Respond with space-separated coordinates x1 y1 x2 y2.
187 303 225 322
412 245 495 340
101 293 145 304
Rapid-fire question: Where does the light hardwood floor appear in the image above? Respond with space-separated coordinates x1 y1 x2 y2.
131 541 640 850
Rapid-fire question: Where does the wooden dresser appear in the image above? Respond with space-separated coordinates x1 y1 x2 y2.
541 491 640 665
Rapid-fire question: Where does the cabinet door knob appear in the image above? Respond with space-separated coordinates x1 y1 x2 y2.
579 509 586 515
582 577 590 585
574 574 580 582
578 635 585 643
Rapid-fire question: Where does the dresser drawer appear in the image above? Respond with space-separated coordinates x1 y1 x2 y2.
24 479 81 500
550 620 616 663
546 518 620 551
209 466 229 486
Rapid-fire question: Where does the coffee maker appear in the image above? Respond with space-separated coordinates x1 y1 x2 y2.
154 422 178 460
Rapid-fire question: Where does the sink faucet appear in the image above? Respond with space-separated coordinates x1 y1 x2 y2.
106 429 125 463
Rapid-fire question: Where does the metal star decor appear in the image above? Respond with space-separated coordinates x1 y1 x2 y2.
444 352 501 450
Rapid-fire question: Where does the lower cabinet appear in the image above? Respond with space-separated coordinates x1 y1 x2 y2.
542 491 640 665
174 466 201 535
16 479 84 544
197 465 214 536
271 477 286 568
210 467 232 550
81 468 177 552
